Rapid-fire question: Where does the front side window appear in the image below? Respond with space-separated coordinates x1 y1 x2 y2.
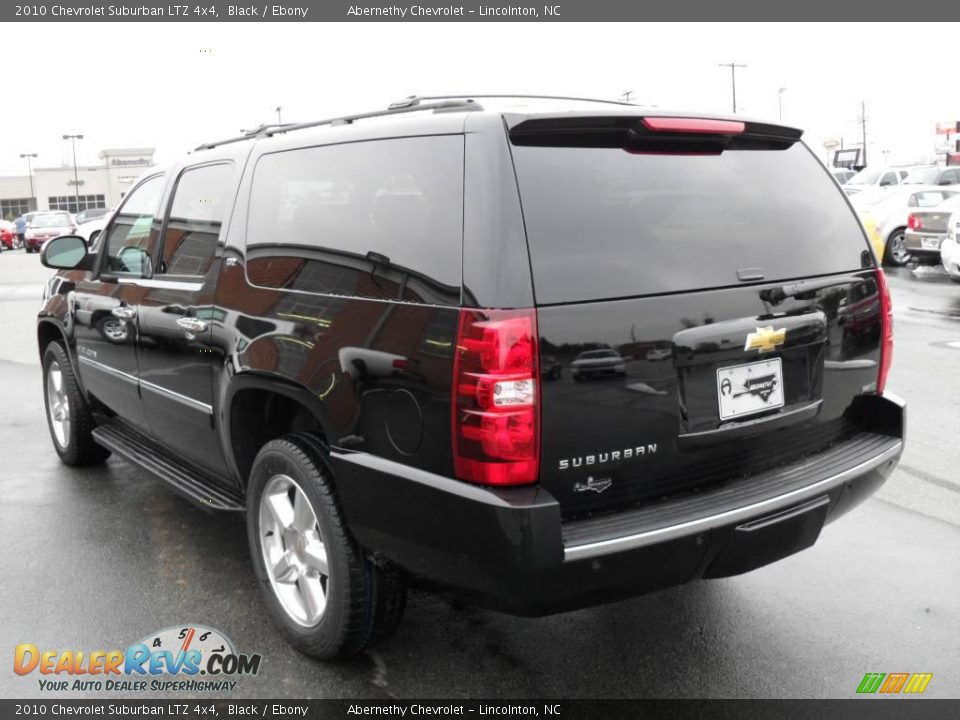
158 164 233 277
102 175 165 276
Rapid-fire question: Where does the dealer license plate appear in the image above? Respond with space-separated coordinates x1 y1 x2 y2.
921 236 941 250
717 358 785 421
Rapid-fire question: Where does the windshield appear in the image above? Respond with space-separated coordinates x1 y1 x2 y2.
32 214 71 228
904 168 940 184
848 170 881 186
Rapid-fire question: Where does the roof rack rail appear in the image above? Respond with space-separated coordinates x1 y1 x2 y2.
390 94 640 109
194 98 481 151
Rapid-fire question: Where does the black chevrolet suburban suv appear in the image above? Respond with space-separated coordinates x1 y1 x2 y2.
37 96 904 659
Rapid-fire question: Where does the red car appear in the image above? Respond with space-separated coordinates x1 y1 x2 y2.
0 220 16 250
24 212 74 254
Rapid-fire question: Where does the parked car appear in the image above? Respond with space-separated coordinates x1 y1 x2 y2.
0 220 16 250
852 185 959 266
829 167 857 185
75 213 111 249
843 167 908 196
571 348 627 381
36 98 903 660
74 207 112 226
903 166 960 187
940 212 960 283
25 211 74 253
903 194 960 264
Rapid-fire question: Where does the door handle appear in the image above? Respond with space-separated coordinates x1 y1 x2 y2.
176 317 209 334
111 305 136 320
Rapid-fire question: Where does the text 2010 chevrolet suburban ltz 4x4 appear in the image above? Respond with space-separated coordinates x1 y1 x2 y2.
37 97 904 659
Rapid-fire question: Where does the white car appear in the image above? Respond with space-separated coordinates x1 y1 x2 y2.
941 212 960 283
571 349 627 381
843 167 909 196
903 166 960 187
75 213 112 250
852 185 959 266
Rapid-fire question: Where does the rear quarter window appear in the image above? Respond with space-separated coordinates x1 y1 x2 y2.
511 142 871 304
246 135 464 306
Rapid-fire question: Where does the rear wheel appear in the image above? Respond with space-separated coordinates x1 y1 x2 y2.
883 228 910 266
42 342 110 466
246 434 406 659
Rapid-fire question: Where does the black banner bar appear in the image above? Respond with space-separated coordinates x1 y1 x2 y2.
1 700 958 720
3 0 960 22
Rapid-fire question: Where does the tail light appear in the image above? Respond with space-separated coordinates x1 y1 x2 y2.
907 214 922 230
451 308 540 486
876 269 894 394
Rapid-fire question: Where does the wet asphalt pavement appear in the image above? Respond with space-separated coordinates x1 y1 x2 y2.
0 251 957 700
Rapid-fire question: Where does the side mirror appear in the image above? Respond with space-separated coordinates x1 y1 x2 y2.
41 235 88 269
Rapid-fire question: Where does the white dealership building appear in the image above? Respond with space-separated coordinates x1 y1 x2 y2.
0 147 155 220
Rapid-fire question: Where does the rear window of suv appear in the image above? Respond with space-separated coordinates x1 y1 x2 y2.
511 142 871 305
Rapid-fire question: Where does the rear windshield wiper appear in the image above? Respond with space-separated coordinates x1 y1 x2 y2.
759 275 865 305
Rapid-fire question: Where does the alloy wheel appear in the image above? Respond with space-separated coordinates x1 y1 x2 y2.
45 360 71 449
258 474 330 627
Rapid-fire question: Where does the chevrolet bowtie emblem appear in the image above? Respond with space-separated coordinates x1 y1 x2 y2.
745 326 786 353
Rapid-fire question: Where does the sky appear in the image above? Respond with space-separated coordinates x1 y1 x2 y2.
3 21 959 174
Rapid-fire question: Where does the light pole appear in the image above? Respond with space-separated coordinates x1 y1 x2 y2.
276 106 282 124
718 62 747 113
62 134 84 213
19 153 37 208
778 87 787 121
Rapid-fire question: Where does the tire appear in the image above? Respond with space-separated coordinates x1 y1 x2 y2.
883 228 910 267
246 433 406 659
42 342 110 466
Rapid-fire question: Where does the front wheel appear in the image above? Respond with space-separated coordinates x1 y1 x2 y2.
246 434 406 659
42 342 110 466
884 228 911 267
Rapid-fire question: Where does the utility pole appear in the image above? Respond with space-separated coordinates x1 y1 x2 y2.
62 134 84 213
859 100 868 167
718 62 747 113
778 87 787 121
620 90 633 103
19 153 37 208
276 106 282 124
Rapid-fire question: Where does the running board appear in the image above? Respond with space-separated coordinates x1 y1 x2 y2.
92 421 245 512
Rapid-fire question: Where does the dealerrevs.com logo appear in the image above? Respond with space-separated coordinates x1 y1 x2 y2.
14 625 262 693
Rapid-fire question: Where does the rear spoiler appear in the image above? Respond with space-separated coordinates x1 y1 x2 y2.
508 115 803 153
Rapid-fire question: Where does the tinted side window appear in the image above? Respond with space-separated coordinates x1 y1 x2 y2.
880 172 897 186
103 175 165 276
246 136 464 306
159 164 233 277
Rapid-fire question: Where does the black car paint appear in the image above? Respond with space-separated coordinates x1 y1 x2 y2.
37 106 904 615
